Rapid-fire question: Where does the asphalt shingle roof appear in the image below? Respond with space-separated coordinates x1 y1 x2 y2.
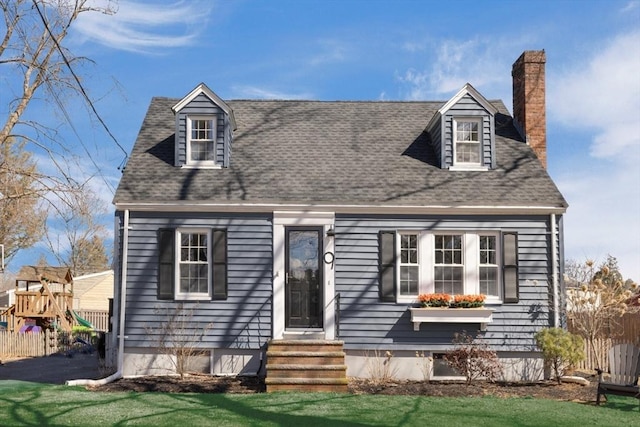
114 97 567 209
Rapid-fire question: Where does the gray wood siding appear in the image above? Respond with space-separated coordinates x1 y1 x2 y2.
441 94 495 168
334 214 554 352
122 211 272 350
426 116 442 167
175 93 230 167
224 114 233 166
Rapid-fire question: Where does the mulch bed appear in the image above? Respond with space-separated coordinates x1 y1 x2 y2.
91 373 599 404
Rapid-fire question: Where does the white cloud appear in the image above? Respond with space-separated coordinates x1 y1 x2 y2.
308 39 348 66
73 0 212 53
549 30 640 281
621 1 640 13
549 30 640 160
395 37 523 100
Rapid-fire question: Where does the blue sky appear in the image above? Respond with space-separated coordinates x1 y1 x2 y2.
5 0 640 281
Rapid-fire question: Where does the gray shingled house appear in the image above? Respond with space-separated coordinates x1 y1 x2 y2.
112 50 567 391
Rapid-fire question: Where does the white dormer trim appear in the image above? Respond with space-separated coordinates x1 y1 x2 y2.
172 83 237 130
427 83 498 131
440 83 498 116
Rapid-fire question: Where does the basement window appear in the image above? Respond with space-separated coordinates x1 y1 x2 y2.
432 353 464 380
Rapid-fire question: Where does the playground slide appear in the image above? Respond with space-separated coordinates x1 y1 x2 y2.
71 310 94 329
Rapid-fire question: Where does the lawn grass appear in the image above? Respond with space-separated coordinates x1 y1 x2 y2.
0 380 638 426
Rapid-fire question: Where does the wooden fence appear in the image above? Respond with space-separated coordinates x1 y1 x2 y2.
0 329 99 358
0 308 108 332
75 310 109 331
568 313 640 371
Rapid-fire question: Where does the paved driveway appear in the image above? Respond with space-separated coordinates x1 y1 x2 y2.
0 353 102 385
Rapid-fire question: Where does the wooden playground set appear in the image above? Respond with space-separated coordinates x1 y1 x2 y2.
1 266 91 333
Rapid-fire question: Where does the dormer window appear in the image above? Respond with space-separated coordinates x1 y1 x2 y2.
187 116 216 165
172 83 236 169
453 118 481 166
426 84 496 171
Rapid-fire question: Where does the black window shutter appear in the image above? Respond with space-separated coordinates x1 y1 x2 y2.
379 231 396 302
157 229 175 300
212 229 228 300
502 232 519 303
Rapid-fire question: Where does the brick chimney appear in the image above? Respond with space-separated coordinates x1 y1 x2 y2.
512 50 547 168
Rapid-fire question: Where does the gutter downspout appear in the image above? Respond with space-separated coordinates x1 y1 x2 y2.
551 213 560 328
67 209 129 386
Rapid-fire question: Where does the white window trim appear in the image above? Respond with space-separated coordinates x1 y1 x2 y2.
175 228 212 300
396 231 502 304
452 117 484 168
186 115 217 167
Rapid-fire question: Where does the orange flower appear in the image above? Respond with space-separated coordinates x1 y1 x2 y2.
418 293 451 307
451 294 486 308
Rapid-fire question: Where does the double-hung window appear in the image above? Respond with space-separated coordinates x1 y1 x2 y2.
177 229 211 299
399 233 420 297
479 235 499 297
187 116 216 165
453 118 482 167
434 234 464 295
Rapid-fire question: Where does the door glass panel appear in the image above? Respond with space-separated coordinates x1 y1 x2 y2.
288 231 319 284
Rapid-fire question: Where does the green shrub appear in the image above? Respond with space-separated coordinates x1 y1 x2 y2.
534 327 585 383
71 325 93 334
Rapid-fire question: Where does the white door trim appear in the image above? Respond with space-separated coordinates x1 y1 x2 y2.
273 211 336 339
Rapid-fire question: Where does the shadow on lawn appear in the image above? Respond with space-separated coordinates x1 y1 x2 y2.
0 382 638 426
0 381 132 426
185 393 373 427
601 395 640 412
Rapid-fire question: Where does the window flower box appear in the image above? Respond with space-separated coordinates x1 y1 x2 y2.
409 306 494 331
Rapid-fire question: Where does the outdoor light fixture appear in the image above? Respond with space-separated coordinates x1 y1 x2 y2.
326 227 335 237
